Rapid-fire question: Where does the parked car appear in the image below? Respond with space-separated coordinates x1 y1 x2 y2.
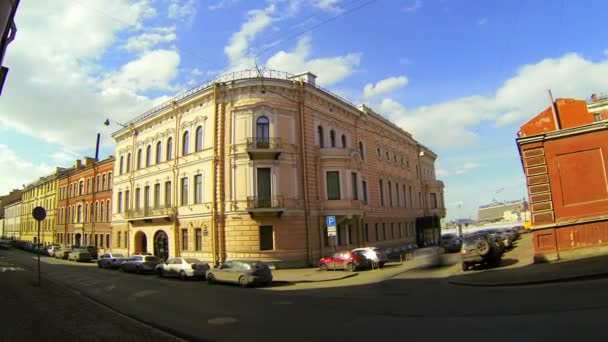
46 245 61 257
318 251 370 272
206 260 273 288
97 253 128 269
121 255 162 274
54 247 71 259
156 257 210 280
441 234 463 253
0 239 12 249
82 245 99 259
351 247 389 268
460 232 504 271
68 248 92 262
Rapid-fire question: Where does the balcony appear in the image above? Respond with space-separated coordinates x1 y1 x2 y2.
246 195 284 217
246 137 283 160
124 206 176 221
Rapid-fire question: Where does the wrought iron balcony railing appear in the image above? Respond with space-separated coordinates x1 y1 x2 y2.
246 137 282 150
124 206 176 219
246 195 284 209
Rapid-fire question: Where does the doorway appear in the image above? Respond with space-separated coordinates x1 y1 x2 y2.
154 230 169 260
134 231 147 253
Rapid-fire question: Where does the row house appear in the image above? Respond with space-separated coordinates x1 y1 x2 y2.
56 156 114 250
110 70 445 267
20 168 66 244
0 189 22 239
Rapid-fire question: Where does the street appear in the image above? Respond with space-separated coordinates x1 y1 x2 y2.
2 237 608 342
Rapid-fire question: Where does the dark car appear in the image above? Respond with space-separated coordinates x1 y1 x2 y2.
441 234 463 253
83 245 99 259
121 255 162 274
318 250 370 272
206 260 273 288
460 232 504 271
98 253 128 269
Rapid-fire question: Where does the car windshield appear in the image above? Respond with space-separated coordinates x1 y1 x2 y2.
113 254 125 257
464 234 487 244
185 258 202 264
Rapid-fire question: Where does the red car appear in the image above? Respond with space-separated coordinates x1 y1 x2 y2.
318 251 370 272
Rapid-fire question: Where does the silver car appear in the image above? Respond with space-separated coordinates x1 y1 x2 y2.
97 253 127 269
156 257 210 280
121 255 161 274
68 248 92 262
351 247 389 268
206 260 273 288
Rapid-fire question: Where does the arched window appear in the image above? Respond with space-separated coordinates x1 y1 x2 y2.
195 126 203 151
119 156 124 174
96 175 101 192
376 147 381 158
156 141 162 164
182 131 190 155
77 205 82 223
106 200 111 222
359 141 364 159
102 174 106 190
96 202 100 222
108 172 112 189
85 203 89 223
137 149 142 169
146 145 152 167
72 205 76 223
79 181 84 196
330 130 336 147
341 134 347 148
67 207 71 224
317 126 324 148
100 203 105 222
126 153 131 172
256 116 269 147
167 137 173 161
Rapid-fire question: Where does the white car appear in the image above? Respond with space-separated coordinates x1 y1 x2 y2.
156 257 210 280
46 245 61 257
351 247 388 268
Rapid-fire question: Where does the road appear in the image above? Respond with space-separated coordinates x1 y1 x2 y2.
2 238 607 342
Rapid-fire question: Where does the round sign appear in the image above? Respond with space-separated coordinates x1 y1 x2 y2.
32 206 47 221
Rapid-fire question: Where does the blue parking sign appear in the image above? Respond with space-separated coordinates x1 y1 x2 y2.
326 215 336 228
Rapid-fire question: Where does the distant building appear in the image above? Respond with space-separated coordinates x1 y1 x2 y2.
477 199 529 223
0 188 22 239
517 97 608 262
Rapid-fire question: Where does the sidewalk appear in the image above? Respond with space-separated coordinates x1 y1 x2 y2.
272 267 359 283
448 254 608 286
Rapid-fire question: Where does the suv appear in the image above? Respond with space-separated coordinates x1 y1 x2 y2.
83 245 99 259
460 232 504 271
351 247 388 268
319 251 370 272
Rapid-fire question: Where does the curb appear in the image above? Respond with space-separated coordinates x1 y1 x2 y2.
448 272 608 287
282 272 359 284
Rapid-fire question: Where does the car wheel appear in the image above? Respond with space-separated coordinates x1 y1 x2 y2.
379 261 385 269
179 270 187 281
319 263 328 271
207 273 216 284
135 266 141 274
346 262 356 272
476 240 491 256
238 276 249 288
461 263 468 272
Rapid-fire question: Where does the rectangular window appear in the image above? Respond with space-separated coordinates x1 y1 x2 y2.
165 181 172 207
194 174 202 204
391 223 395 240
396 183 400 207
403 185 407 208
118 232 122 248
195 228 202 251
418 192 422 209
374 223 379 241
351 172 358 200
409 186 413 207
95 234 99 247
260 226 274 251
362 180 368 204
431 193 438 209
364 223 369 242
181 177 189 206
388 181 393 207
326 171 340 200
399 223 403 238
379 180 384 206
154 184 160 208
106 234 110 248
125 190 130 210
181 229 188 250
135 188 141 210
144 186 150 209
382 223 386 240
100 234 104 248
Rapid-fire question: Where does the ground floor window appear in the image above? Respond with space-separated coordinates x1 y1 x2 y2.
364 223 369 242
181 229 188 251
195 228 202 251
106 234 110 248
118 232 122 248
260 226 274 251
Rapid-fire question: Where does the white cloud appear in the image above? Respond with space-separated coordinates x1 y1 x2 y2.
124 27 177 52
51 149 81 164
208 0 239 11
168 0 197 24
402 0 422 13
0 0 182 150
266 36 361 86
0 145 54 194
477 17 487 26
314 0 344 13
363 76 408 99
375 52 608 150
225 4 276 68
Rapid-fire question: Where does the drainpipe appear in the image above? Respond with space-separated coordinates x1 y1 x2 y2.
172 100 181 258
128 124 137 257
211 83 218 267
297 80 313 265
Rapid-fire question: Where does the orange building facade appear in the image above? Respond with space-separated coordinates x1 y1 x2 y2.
56 156 114 252
517 98 608 261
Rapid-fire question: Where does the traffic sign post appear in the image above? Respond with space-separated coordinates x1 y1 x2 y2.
32 206 46 287
326 216 337 271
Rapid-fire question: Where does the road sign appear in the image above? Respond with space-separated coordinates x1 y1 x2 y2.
327 226 337 237
32 206 46 221
326 215 337 237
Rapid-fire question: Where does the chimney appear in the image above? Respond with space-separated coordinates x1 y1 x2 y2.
288 72 317 86
75 159 82 170
83 157 97 166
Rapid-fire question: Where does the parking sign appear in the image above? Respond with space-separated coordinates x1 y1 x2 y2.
327 216 337 237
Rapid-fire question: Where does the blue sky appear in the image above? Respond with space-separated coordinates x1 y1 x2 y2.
1 0 608 220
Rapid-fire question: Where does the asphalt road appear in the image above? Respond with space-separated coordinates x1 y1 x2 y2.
2 241 607 342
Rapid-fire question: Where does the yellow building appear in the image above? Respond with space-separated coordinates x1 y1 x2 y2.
111 70 445 267
20 168 66 245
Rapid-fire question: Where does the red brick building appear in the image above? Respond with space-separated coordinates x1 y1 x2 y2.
56 156 114 252
517 98 608 262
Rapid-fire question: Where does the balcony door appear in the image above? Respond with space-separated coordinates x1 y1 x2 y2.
256 116 270 148
257 168 271 208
